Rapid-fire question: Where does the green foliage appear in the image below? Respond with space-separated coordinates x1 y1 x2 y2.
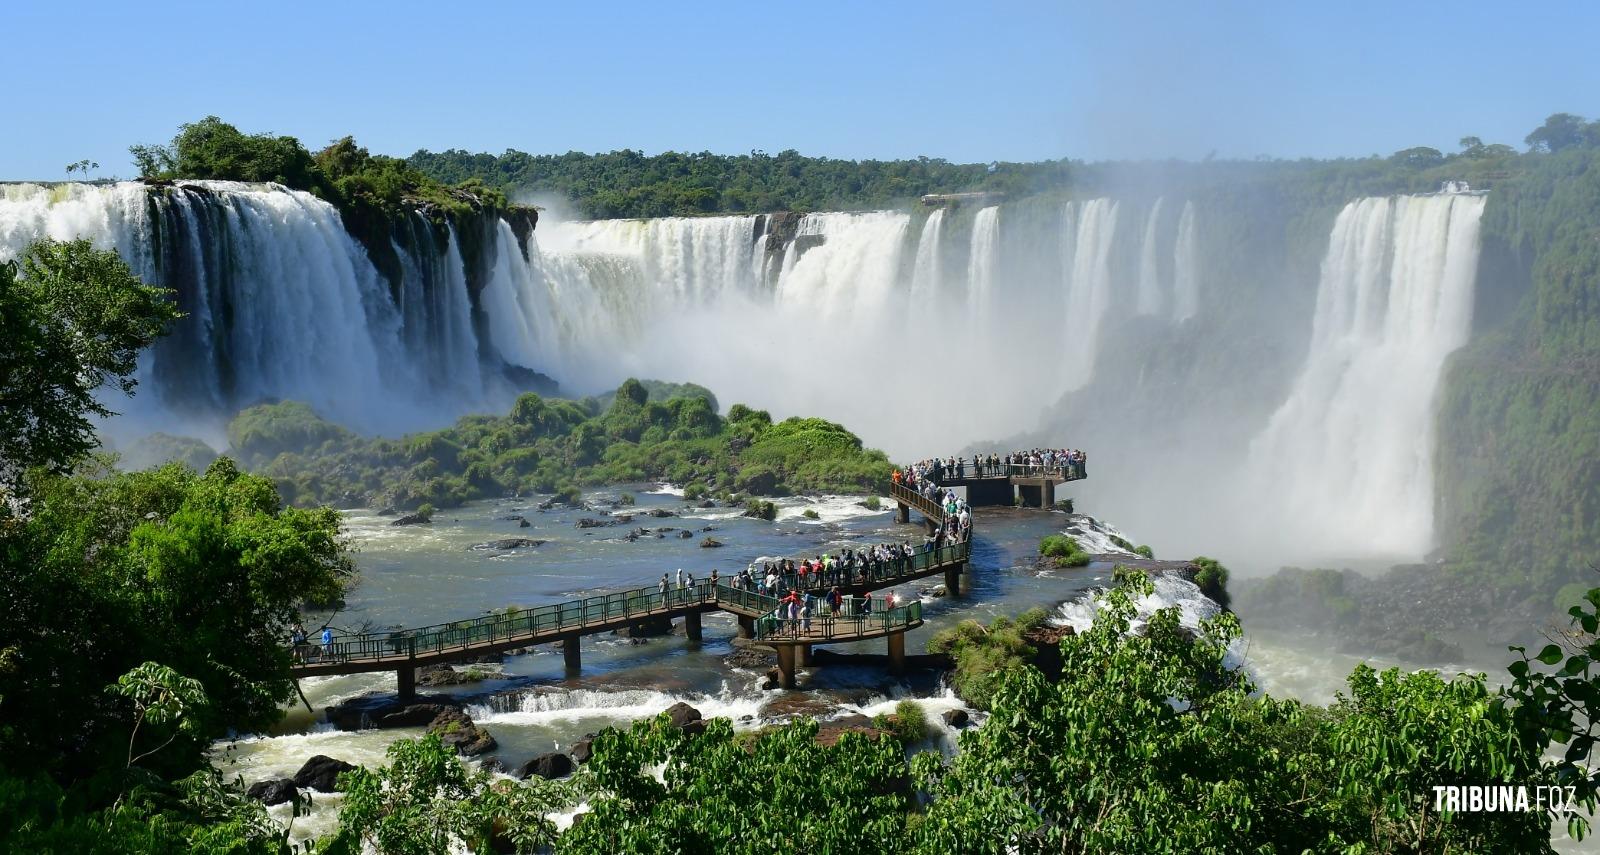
0 238 181 491
413 503 435 522
0 458 354 781
239 380 893 510
107 662 210 769
1134 544 1155 559
914 569 1553 854
862 495 882 510
407 146 1061 218
873 700 928 744
926 610 1047 710
118 433 219 473
1038 534 1090 567
1190 555 1232 610
743 499 777 521
801 508 820 520
330 734 563 855
561 713 912 854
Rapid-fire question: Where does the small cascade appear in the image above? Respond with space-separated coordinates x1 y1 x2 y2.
1135 197 1166 316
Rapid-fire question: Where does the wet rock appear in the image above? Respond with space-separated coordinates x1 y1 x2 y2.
679 530 694 539
537 498 555 511
518 517 531 528
700 537 723 548
576 518 613 529
941 709 970 728
377 507 398 516
429 709 497 757
325 693 463 731
416 664 502 687
615 514 634 524
681 719 707 737
389 512 430 526
517 751 574 780
698 499 716 508
723 646 775 669
814 714 892 747
481 756 506 774
570 734 596 764
702 526 716 532
648 508 676 518
470 538 547 551
662 702 702 729
293 755 356 792
762 693 836 719
246 778 299 806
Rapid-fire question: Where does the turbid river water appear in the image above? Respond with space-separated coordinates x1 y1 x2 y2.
210 484 1520 845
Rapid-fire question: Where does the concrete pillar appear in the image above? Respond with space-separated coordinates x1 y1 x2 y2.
1042 480 1055 509
775 645 797 689
736 615 755 640
944 563 963 598
1017 484 1042 508
896 502 910 524
562 636 581 673
396 665 416 699
800 643 813 665
684 611 703 642
887 633 906 676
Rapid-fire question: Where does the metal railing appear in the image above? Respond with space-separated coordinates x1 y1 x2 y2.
889 482 947 520
748 592 923 642
291 538 971 668
919 462 1087 482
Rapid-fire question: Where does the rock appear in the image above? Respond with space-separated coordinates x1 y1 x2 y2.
518 517 531 528
701 526 715 532
480 756 506 774
576 517 613 529
648 508 676 518
681 719 707 737
662 702 702 729
700 537 723 548
470 537 547 551
698 499 715 508
723 646 774 669
377 507 398 516
246 778 299 806
679 530 693 539
762 693 836 719
416 664 502 687
930 584 948 598
941 709 970 728
615 514 634 524
428 709 497 757
814 714 891 747
570 734 597 764
389 512 430 526
517 751 574 780
293 755 356 792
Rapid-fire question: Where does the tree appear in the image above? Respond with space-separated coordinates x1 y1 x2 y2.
1526 113 1590 153
328 734 564 855
0 238 181 492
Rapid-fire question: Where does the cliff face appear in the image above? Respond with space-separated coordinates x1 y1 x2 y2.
1434 148 1600 600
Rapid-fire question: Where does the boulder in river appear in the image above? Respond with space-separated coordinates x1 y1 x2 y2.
941 708 970 728
470 538 546 551
570 733 597 764
679 530 693 539
428 709 497 757
389 512 430 526
662 702 702 729
648 508 676 518
293 755 356 792
517 751 574 780
576 518 613 529
246 778 299 806
700 537 723 548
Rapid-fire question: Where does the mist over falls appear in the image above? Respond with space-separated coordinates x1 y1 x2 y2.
0 181 1485 568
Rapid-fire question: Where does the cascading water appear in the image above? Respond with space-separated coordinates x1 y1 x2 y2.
1059 198 1120 394
1136 198 1166 316
1243 193 1485 559
909 208 944 302
1171 200 1199 322
966 206 1001 328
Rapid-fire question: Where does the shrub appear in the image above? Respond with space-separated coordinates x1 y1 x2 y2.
1053 498 1075 513
874 700 929 744
862 495 882 510
684 481 708 501
620 492 636 506
1191 556 1232 610
743 499 777 521
1040 534 1091 567
802 509 820 520
1135 545 1155 559
415 503 436 522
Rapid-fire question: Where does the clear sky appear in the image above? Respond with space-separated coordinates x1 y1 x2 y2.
4 0 1596 180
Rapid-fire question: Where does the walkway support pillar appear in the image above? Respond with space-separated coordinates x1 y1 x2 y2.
562 636 581 673
944 562 964 598
776 645 797 689
800 643 813 665
1041 480 1055 509
736 615 755 640
684 611 703 643
887 633 906 676
896 502 910 524
396 665 416 700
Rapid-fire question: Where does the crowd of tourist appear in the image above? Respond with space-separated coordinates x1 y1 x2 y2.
897 449 1087 484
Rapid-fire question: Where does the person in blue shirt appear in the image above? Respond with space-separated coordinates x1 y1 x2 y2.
321 627 334 658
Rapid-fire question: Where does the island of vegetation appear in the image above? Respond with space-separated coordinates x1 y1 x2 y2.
223 379 893 512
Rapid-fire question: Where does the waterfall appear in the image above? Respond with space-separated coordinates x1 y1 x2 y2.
1244 193 1485 559
0 180 505 438
909 208 945 302
965 206 1001 329
1171 201 1199 322
1059 198 1120 395
1135 198 1166 316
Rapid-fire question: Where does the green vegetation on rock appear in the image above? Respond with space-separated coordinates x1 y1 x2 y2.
927 608 1051 710
229 379 892 509
1038 534 1091 567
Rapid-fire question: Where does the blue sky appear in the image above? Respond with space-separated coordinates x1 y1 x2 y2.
4 0 1596 180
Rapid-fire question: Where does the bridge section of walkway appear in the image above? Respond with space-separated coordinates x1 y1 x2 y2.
291 533 965 695
899 463 1086 509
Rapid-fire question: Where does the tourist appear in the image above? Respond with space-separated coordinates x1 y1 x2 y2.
321 626 333 658
659 573 669 602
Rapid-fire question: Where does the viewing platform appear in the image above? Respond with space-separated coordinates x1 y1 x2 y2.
893 462 1085 513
